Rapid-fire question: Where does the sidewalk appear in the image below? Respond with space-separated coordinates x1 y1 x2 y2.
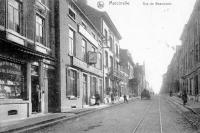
0 97 139 133
170 95 200 114
167 95 200 129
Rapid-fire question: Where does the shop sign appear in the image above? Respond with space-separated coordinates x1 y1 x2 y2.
88 51 97 64
0 61 21 75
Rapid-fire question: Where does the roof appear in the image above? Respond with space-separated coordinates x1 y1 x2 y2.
76 2 122 40
71 0 103 38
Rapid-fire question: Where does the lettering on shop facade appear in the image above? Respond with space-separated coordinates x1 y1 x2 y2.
0 61 21 75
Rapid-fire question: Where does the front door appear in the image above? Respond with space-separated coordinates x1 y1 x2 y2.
83 74 88 105
31 76 41 113
31 65 41 113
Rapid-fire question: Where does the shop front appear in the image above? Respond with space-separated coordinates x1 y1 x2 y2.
0 41 56 122
0 59 28 122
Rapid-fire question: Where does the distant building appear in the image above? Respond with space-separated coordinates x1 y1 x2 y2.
119 49 135 95
134 63 146 95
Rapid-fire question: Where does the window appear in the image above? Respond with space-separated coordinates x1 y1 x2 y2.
91 46 96 67
0 60 25 99
116 44 119 56
69 28 75 55
36 15 44 44
104 29 107 45
67 69 78 98
109 37 113 51
110 56 113 69
69 8 75 20
99 53 102 70
8 0 21 34
82 21 87 29
91 47 95 53
105 51 108 67
92 33 95 39
81 39 87 61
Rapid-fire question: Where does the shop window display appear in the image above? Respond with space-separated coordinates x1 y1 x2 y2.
0 60 24 99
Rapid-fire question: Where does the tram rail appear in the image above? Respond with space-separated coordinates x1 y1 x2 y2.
132 96 163 133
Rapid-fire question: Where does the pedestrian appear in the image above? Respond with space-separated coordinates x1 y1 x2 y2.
182 90 187 106
95 93 100 105
123 94 128 103
111 93 114 104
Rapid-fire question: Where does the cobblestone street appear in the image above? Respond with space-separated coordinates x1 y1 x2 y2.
31 96 197 133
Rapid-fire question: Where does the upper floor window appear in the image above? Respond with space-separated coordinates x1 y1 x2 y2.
109 37 113 51
92 33 95 39
104 29 107 45
110 56 113 69
99 53 102 70
8 0 22 34
105 51 108 67
81 39 87 61
69 8 75 20
82 21 87 29
69 28 75 55
91 46 96 67
36 15 44 44
116 44 119 56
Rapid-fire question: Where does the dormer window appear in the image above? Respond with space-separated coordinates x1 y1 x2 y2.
69 8 75 20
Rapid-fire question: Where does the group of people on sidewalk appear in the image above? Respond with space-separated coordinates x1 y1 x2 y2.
170 89 199 106
93 93 129 105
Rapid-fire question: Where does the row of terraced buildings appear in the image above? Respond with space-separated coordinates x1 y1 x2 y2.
0 0 145 122
161 0 200 101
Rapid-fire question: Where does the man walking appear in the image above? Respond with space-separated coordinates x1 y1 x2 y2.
123 94 128 103
182 90 187 106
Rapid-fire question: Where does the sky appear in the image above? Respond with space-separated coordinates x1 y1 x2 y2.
88 0 196 93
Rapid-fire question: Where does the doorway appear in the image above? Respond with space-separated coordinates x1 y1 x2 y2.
31 76 41 113
83 74 88 105
31 64 41 113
